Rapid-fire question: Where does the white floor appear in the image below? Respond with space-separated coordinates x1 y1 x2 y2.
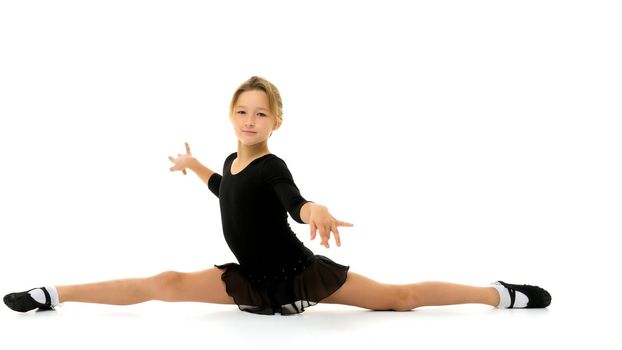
2 1 620 349
0 296 616 350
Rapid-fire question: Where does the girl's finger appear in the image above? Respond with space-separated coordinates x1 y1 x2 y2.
321 226 330 248
332 224 341 247
310 223 317 240
321 234 329 248
318 226 328 246
337 221 354 227
182 169 187 175
185 142 191 155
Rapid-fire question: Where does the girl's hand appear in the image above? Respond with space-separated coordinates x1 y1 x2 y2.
309 205 354 248
168 142 194 175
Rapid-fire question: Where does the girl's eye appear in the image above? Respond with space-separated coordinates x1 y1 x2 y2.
237 111 246 115
258 113 267 117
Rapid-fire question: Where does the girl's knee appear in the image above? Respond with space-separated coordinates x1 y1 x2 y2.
393 286 420 311
149 271 184 300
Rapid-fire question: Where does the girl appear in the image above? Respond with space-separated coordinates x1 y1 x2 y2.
4 76 551 315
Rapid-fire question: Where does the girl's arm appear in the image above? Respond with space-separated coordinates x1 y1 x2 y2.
262 157 353 247
299 201 316 224
188 158 216 185
299 202 353 248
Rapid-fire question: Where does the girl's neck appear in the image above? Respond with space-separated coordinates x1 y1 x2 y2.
236 140 271 162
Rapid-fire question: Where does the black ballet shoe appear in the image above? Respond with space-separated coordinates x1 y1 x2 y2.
3 287 54 313
497 281 552 308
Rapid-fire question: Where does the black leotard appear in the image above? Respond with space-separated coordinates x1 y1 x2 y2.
208 152 314 273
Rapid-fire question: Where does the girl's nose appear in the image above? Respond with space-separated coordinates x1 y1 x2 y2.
245 116 256 127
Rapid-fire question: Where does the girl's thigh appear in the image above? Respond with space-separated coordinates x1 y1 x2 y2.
321 271 400 311
159 267 234 304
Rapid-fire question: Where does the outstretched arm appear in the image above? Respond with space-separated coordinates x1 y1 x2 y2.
188 157 216 185
299 202 353 248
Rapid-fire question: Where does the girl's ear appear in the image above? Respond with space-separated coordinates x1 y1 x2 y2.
273 117 282 131
270 118 282 137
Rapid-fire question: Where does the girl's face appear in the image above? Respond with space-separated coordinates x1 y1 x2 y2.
231 90 281 146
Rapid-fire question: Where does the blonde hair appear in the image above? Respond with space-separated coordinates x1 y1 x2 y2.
229 76 283 125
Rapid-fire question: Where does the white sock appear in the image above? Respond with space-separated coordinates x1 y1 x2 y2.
46 286 60 306
28 286 60 307
491 282 528 308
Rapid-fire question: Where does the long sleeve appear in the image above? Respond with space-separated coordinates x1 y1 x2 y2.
261 158 310 224
208 173 222 198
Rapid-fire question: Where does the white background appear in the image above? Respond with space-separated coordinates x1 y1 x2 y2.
1 1 620 349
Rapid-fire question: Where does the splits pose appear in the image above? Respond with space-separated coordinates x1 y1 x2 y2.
4 76 551 315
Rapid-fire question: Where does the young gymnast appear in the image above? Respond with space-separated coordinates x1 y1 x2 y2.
4 76 551 315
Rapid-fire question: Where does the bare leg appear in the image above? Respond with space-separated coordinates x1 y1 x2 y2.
322 272 499 311
56 268 234 305
404 281 499 307
57 277 153 305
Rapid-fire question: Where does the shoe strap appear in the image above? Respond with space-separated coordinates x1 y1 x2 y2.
41 287 51 306
507 287 516 308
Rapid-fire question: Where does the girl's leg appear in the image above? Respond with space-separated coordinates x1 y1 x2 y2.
57 268 234 305
321 271 499 311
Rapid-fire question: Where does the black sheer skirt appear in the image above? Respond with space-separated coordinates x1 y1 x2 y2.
215 255 349 315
